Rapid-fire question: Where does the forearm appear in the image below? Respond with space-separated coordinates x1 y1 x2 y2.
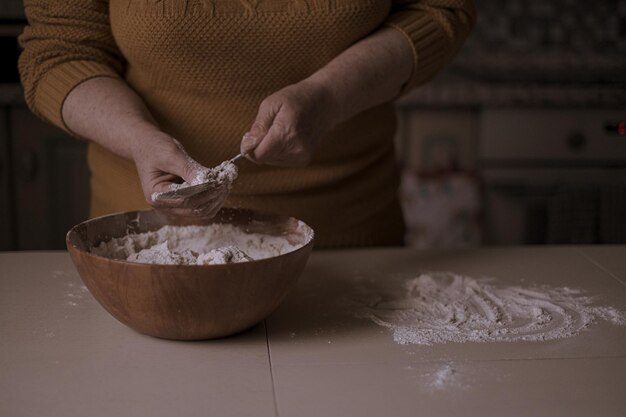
61 76 223 216
303 27 413 126
61 77 167 160
240 27 414 165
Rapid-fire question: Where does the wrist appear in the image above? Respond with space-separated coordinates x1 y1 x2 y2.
294 77 343 128
128 124 176 162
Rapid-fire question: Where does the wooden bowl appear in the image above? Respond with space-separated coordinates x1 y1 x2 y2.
66 208 314 340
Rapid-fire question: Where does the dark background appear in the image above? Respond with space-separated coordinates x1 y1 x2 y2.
1 0 625 250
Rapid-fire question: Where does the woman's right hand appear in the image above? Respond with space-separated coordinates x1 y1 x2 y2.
132 132 228 218
60 77 228 218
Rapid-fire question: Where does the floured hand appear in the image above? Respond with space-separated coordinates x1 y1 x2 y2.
134 135 235 218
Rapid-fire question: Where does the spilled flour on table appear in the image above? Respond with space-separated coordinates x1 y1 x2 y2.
431 364 456 389
63 281 90 307
91 222 310 265
405 362 473 392
355 272 626 345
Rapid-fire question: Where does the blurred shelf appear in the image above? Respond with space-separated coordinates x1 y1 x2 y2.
399 73 626 109
0 84 24 106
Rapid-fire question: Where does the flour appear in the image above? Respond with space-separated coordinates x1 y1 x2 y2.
432 364 456 389
356 272 626 345
151 159 238 201
91 222 310 265
176 160 238 190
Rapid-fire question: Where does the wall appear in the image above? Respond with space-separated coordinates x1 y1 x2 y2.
396 0 626 247
400 0 626 107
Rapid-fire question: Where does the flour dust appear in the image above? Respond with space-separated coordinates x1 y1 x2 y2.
355 272 626 345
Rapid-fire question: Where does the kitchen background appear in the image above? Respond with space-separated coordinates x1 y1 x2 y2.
0 0 625 250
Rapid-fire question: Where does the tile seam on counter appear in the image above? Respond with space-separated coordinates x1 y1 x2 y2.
264 320 281 417
408 356 626 363
575 248 626 287
271 355 626 369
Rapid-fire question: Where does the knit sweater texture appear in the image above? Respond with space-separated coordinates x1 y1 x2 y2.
19 0 475 248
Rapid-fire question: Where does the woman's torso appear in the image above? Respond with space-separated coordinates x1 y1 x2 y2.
90 0 404 247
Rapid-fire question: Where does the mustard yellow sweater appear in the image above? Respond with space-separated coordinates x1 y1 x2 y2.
19 0 475 247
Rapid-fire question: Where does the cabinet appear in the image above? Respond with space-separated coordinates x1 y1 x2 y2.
478 108 626 244
0 108 13 249
2 105 89 250
0 0 25 19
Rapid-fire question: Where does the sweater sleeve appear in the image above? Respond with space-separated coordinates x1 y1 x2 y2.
18 0 124 131
384 0 476 93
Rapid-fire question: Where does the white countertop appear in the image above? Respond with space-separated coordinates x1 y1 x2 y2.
1 246 626 417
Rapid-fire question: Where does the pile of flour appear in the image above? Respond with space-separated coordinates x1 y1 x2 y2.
91 223 307 265
151 160 238 201
356 272 626 345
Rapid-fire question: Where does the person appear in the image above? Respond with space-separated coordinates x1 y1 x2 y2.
19 0 475 248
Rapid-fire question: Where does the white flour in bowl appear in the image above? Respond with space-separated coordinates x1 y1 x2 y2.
91 223 309 265
355 272 626 345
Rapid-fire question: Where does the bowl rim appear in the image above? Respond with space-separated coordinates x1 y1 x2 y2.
66 208 315 268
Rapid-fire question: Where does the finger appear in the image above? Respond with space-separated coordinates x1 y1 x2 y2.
157 197 223 219
253 122 311 167
161 139 207 184
155 199 224 219
151 158 209 200
243 98 280 160
240 132 261 155
187 187 227 209
192 199 222 219
251 122 288 164
151 184 228 217
150 194 193 208
150 185 220 206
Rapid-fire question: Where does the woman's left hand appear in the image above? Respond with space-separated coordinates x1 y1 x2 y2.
241 81 336 167
241 27 417 167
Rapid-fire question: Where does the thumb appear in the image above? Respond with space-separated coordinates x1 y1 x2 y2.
240 132 261 154
242 98 278 157
169 139 206 184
